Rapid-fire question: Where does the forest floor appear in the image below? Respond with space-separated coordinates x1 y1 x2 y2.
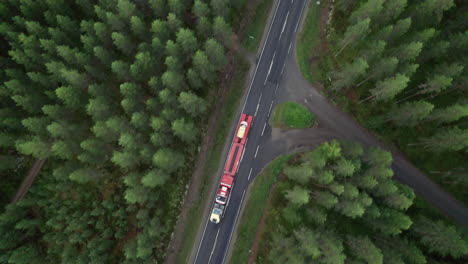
10 158 46 203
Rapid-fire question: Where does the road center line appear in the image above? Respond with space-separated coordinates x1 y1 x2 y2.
281 63 285 75
279 11 290 39
275 83 279 95
264 52 276 85
241 0 281 111
254 145 260 158
254 102 260 116
248 168 253 181
261 123 267 136
257 93 262 105
288 42 292 54
221 190 246 264
208 229 220 264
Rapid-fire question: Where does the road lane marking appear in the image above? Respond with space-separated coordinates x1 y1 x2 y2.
241 0 281 111
281 63 285 75
254 145 260 158
268 101 274 116
264 52 276 85
208 229 220 264
221 190 246 264
248 168 253 181
261 123 267 136
288 43 292 54
254 102 260 116
257 93 262 104
194 218 210 263
295 0 307 34
279 11 290 40
275 83 279 95
294 15 300 32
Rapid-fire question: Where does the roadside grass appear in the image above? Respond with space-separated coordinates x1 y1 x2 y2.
241 0 274 51
296 3 320 82
270 102 316 129
230 155 292 264
175 55 249 264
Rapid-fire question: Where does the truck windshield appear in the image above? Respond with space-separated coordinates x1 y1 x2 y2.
216 195 227 203
213 208 222 215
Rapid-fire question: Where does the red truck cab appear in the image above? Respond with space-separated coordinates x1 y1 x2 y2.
215 175 234 205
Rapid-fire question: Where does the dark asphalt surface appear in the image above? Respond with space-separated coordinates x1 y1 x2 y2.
192 0 468 263
193 0 307 263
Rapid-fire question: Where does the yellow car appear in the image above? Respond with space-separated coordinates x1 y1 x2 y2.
236 121 248 139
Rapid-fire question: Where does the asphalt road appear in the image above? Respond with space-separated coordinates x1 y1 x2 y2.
191 0 468 263
192 0 307 263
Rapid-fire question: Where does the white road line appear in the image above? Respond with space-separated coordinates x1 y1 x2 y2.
295 19 300 32
275 83 279 95
261 123 267 136
254 102 260 116
194 218 210 263
221 190 246 264
248 168 253 181
254 145 260 158
241 0 282 112
281 63 285 75
264 52 276 85
279 11 290 39
257 93 263 104
208 229 220 264
268 101 274 116
295 0 307 34
288 42 292 54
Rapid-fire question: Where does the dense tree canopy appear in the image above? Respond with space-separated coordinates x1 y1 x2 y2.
255 141 468 264
0 0 234 262
321 0 468 203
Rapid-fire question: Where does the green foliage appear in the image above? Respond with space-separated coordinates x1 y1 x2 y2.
332 58 368 91
252 141 465 264
411 216 468 258
387 100 434 127
0 0 239 261
421 127 468 152
312 0 467 204
284 185 309 206
270 102 316 129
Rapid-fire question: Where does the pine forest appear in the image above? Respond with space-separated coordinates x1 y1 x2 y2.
320 0 467 201
0 0 239 262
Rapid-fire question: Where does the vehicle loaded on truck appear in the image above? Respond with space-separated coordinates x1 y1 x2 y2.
210 113 253 224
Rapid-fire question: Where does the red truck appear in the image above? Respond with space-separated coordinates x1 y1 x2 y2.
210 113 253 224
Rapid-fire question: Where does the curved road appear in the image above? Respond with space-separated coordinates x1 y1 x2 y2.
191 1 468 264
